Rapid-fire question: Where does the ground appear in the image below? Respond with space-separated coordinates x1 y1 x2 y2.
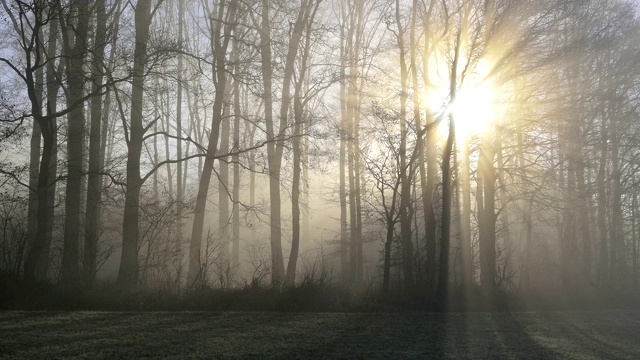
1 310 639 359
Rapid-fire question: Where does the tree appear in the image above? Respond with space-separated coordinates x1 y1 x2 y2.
117 0 153 288
254 0 316 286
187 0 238 287
285 0 322 287
0 1 68 283
394 0 415 294
84 0 110 286
59 0 92 287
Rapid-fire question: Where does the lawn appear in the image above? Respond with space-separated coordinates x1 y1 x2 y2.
1 310 639 359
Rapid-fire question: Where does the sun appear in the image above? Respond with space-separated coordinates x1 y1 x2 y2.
423 59 498 142
449 74 497 138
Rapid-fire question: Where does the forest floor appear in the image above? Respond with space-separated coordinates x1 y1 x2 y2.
1 310 639 359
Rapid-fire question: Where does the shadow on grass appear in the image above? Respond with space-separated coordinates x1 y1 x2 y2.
490 312 562 359
531 311 640 359
2 311 640 359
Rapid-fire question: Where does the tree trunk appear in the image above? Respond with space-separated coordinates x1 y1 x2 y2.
187 0 236 287
163 83 174 198
285 101 303 287
61 0 92 287
382 216 395 299
84 0 107 286
26 69 42 280
516 116 532 290
176 0 185 254
40 10 63 281
23 7 52 280
477 134 497 299
259 0 284 285
421 21 438 295
231 45 241 269
438 114 455 306
575 150 592 286
338 12 349 285
609 112 624 289
259 0 312 286
437 28 463 306
117 0 152 289
285 3 318 286
218 73 231 269
395 0 414 293
633 193 638 290
597 102 609 287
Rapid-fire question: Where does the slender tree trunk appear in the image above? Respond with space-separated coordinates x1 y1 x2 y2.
338 14 349 285
40 10 63 280
231 48 241 269
478 134 497 299
561 124 577 290
633 193 638 290
575 152 592 286
23 9 51 281
259 0 312 286
117 0 152 289
459 138 472 289
187 0 236 287
347 134 357 287
597 102 609 287
246 101 257 240
84 0 107 286
609 112 624 289
61 0 92 287
152 80 160 199
437 28 463 306
516 116 532 290
218 74 231 268
259 0 284 285
26 67 42 279
493 131 513 294
345 4 359 289
285 3 318 286
354 120 363 286
176 0 184 252
382 215 395 299
438 115 455 306
421 24 438 295
395 0 414 293
163 83 174 198
25 123 55 282
286 100 303 287
191 83 204 176
302 133 310 244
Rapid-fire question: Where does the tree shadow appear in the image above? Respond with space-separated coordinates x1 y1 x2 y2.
287 311 567 359
489 312 563 359
3 311 640 359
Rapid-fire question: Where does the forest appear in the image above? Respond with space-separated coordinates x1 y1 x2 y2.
1 0 640 312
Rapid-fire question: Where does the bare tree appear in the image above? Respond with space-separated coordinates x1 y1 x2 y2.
117 0 153 288
187 0 238 288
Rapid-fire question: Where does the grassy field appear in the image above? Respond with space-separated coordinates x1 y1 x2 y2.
1 310 639 359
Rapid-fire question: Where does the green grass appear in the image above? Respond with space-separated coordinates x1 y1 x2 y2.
1 310 640 359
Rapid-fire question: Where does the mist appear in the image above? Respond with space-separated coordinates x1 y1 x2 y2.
2 0 640 357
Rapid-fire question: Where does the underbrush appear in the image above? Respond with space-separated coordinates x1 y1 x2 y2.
2 273 640 312
0 274 353 312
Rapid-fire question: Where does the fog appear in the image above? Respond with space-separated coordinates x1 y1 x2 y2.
1 0 640 315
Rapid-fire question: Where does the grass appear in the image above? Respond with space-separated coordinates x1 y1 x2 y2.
2 310 640 359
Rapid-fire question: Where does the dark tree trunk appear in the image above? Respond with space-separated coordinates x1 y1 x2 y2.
60 0 92 287
117 0 152 289
84 0 108 286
